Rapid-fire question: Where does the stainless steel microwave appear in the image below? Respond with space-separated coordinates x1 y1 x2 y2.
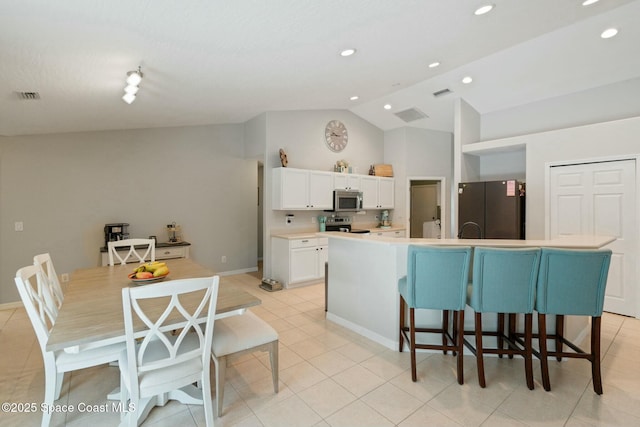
333 189 363 212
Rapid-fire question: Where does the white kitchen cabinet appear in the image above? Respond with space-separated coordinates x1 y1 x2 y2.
271 236 328 288
272 167 334 210
334 173 361 190
360 176 395 209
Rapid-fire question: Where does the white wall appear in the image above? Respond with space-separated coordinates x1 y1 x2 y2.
479 150 526 181
481 116 640 239
481 77 640 141
384 127 453 235
0 124 257 304
262 110 384 278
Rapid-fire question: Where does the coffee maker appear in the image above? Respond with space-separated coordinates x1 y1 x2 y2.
104 223 129 247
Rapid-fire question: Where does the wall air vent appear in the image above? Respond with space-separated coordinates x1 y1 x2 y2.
394 107 428 123
16 91 41 100
433 88 453 97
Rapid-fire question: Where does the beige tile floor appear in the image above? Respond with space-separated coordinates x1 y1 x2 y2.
2 269 640 427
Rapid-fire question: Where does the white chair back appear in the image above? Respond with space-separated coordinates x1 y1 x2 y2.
121 276 219 402
33 253 64 310
15 265 58 352
108 238 156 266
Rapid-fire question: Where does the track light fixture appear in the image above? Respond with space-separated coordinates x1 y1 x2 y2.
122 66 143 104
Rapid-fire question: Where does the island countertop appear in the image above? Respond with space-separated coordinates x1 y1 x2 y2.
322 232 615 249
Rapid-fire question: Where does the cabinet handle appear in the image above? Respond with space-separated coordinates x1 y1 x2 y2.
302 240 309 243
163 251 170 255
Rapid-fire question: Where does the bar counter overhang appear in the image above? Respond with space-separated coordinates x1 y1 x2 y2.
324 233 615 351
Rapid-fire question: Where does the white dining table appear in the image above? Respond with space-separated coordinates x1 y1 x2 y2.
46 258 261 424
47 258 260 352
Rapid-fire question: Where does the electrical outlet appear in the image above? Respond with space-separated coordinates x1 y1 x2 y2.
311 216 317 224
15 221 23 232
61 273 69 283
221 256 227 263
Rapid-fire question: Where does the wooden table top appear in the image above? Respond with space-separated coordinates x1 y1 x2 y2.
46 258 261 352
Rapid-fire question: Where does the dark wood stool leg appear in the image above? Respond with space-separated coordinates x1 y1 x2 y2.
399 296 405 352
456 310 465 385
555 315 564 361
452 311 459 356
410 308 417 382
442 310 449 355
475 312 486 388
538 313 551 391
508 313 516 359
524 313 534 390
497 313 505 358
592 316 603 395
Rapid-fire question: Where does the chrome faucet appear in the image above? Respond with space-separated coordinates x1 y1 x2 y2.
457 221 483 239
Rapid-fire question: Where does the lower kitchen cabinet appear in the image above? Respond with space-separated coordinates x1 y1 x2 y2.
271 236 328 288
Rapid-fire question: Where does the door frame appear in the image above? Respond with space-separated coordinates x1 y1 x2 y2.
544 154 640 318
406 176 447 239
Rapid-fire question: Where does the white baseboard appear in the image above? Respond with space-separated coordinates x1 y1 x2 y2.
217 266 258 277
0 301 23 311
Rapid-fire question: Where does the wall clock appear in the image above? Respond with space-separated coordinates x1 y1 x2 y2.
325 120 348 152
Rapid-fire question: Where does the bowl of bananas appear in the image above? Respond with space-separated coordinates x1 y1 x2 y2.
128 261 170 284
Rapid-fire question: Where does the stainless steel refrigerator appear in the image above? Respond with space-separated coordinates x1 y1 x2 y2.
457 180 525 239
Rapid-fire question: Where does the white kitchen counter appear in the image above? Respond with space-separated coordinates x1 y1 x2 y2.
325 233 614 351
271 226 406 240
323 232 615 248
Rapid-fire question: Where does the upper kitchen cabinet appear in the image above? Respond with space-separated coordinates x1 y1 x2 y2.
272 167 334 210
360 176 394 209
334 173 361 190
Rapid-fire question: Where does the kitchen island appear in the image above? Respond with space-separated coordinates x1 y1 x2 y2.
325 233 615 350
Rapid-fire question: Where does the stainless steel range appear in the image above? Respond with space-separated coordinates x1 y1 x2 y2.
325 217 370 234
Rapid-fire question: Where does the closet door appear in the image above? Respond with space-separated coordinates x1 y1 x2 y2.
549 159 637 317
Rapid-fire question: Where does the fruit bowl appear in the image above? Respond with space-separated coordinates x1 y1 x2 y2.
128 271 170 284
129 261 171 284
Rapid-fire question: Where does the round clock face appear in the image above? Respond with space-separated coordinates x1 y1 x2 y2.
325 120 348 152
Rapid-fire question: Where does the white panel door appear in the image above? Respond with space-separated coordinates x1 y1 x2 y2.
549 159 637 316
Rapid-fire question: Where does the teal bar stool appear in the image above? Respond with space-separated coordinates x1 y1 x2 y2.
536 248 612 394
465 247 541 389
398 245 471 383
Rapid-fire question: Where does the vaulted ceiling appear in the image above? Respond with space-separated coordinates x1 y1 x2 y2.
1 0 638 136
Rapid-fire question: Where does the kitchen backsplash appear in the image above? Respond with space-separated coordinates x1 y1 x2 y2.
271 209 384 234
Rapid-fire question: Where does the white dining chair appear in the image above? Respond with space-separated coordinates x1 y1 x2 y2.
107 238 156 266
14 265 125 427
119 276 219 427
212 310 279 417
33 253 64 310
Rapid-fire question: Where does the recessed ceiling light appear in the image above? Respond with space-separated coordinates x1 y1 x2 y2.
340 48 356 57
474 4 494 16
350 95 359 101
582 0 599 6
428 62 440 68
462 76 473 84
383 104 392 110
601 28 618 39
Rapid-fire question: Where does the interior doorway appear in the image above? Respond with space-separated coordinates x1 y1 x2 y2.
257 162 264 263
408 177 445 238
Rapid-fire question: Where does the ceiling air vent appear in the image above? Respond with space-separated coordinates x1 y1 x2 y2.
433 88 453 98
16 91 41 100
394 107 428 123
